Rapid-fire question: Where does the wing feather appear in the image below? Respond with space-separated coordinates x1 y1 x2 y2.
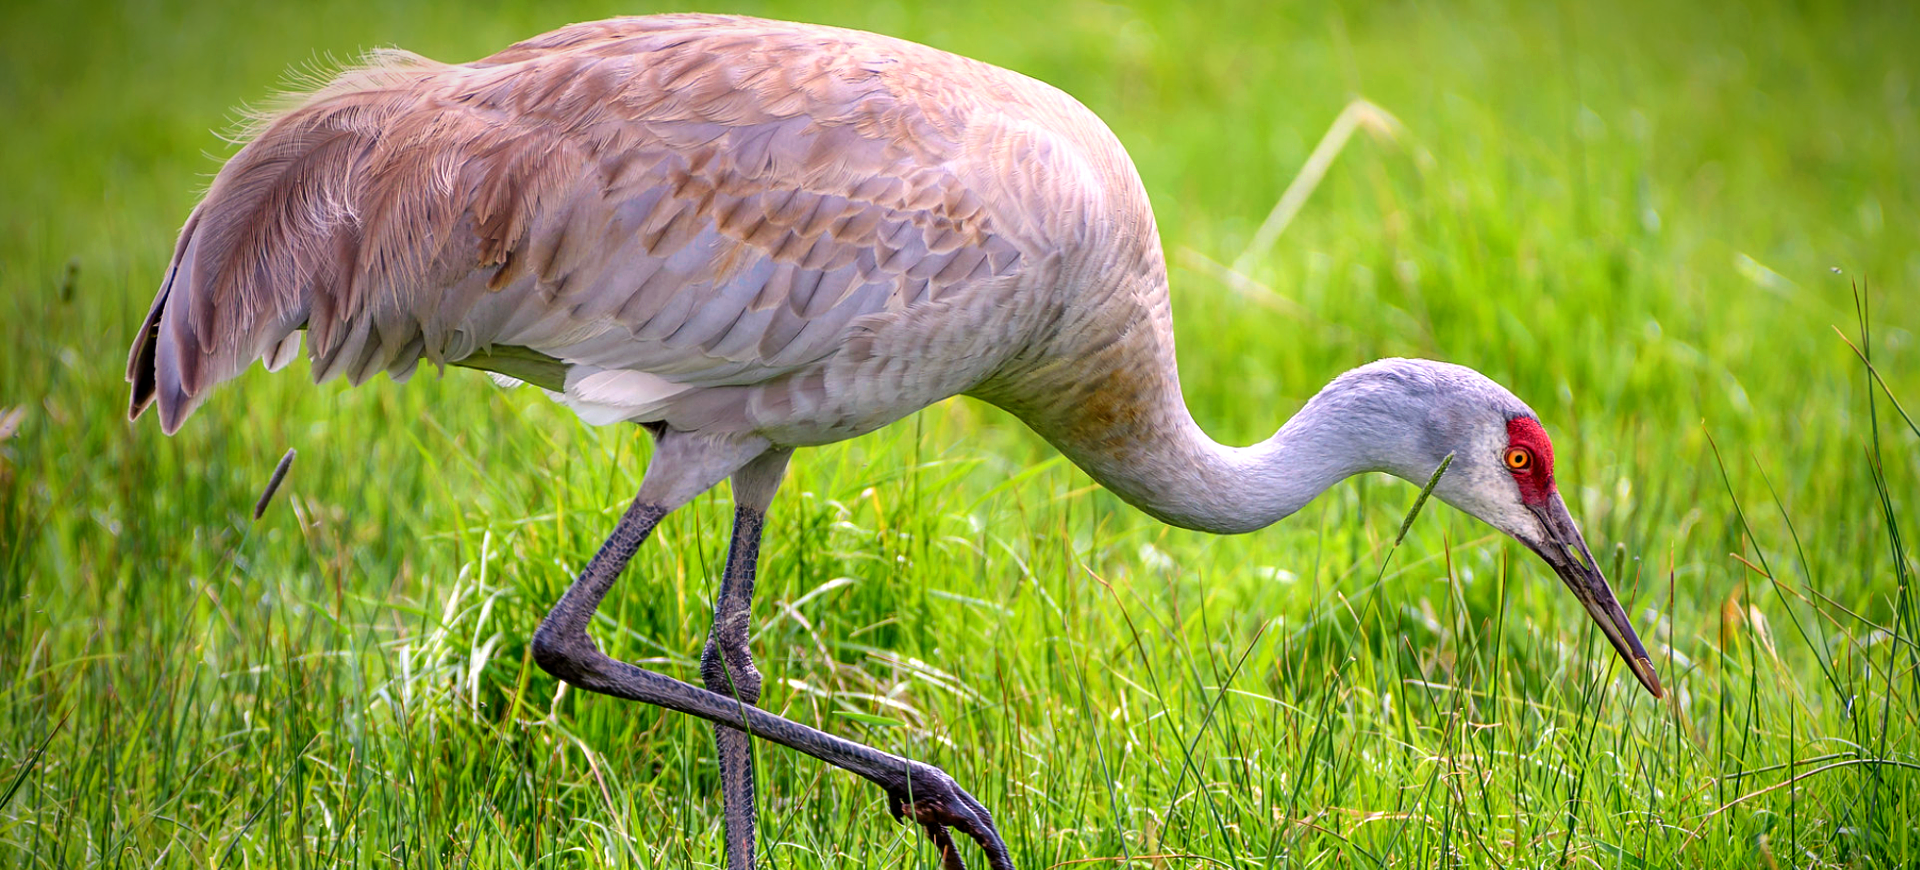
126 14 1072 432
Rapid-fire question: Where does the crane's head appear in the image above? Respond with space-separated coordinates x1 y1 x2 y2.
1318 359 1663 698
1429 411 1662 697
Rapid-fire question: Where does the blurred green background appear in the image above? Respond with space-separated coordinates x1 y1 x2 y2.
2 0 1916 867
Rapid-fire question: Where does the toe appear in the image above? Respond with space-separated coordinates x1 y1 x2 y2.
921 821 967 870
886 762 1013 870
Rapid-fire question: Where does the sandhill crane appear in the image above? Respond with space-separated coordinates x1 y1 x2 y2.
126 14 1662 870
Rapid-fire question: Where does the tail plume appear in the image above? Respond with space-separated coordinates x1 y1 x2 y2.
126 50 452 434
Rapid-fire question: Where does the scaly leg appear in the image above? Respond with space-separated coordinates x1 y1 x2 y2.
702 450 790 870
531 434 1009 870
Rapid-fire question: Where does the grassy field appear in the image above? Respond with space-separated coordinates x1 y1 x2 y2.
3 0 1917 866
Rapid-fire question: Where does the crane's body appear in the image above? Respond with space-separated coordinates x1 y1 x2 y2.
132 16 1148 450
129 15 1660 870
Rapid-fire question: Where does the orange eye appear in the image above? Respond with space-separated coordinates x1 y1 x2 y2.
1504 447 1532 471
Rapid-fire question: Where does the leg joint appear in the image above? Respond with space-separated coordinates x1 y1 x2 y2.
532 624 593 683
701 639 763 705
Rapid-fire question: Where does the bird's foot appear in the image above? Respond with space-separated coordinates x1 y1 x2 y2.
884 761 1013 870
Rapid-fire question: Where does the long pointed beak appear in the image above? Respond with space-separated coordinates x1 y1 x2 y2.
1521 494 1664 698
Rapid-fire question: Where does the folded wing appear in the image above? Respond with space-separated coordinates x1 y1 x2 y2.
128 15 1027 433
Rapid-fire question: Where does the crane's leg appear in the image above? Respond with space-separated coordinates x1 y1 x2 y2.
531 433 1010 870
702 449 790 870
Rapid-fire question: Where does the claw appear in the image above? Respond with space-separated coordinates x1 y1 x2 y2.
885 761 1015 870
919 821 965 870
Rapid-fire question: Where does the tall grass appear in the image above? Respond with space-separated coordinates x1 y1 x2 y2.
1 0 1915 867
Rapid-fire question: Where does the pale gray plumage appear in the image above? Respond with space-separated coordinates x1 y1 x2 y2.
128 15 1660 870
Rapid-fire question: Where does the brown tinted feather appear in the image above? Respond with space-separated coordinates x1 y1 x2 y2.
129 13 1139 434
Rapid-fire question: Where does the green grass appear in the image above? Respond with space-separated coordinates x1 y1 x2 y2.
2 0 1917 866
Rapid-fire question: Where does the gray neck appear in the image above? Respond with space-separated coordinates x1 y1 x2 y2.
1085 400 1419 535
1008 363 1443 536
981 264 1472 536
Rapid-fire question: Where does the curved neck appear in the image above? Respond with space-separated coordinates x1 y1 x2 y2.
1038 392 1387 535
985 346 1430 536
979 270 1445 535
